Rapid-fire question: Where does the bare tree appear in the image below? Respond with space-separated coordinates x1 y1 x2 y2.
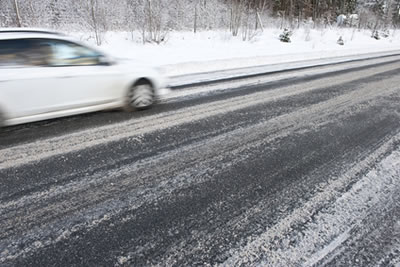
12 0 22 27
142 0 168 44
89 0 100 44
0 0 397 39
83 0 109 45
230 0 244 36
194 0 199 33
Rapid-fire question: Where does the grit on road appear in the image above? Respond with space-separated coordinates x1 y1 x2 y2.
1 57 400 266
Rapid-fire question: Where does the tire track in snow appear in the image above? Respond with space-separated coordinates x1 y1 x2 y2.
220 136 400 267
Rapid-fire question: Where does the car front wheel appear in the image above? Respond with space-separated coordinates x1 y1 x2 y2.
126 81 155 111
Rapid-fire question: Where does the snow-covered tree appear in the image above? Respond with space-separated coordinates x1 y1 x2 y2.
279 28 292 42
0 0 398 33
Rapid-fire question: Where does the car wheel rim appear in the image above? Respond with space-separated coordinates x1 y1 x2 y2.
129 84 154 108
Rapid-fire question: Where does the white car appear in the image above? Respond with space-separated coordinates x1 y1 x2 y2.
0 29 168 127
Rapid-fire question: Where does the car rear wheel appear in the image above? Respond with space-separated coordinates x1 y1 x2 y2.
126 81 155 111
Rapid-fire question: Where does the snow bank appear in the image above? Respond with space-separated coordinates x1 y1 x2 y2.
68 28 400 76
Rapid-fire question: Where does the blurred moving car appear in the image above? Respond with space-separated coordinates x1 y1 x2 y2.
0 29 168 127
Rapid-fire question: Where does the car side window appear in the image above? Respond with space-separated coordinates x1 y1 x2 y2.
0 38 105 68
0 39 33 67
46 40 104 66
0 39 56 67
25 40 53 66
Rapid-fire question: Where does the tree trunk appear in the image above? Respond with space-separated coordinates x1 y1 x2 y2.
255 9 258 30
194 1 198 33
256 10 264 31
89 0 100 45
13 0 22 27
147 0 153 41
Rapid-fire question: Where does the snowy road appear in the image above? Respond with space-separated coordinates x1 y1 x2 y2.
1 56 400 266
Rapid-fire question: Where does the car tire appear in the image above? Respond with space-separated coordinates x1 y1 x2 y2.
125 80 155 111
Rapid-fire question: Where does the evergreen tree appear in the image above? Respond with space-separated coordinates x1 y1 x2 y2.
337 36 345 45
279 28 292 42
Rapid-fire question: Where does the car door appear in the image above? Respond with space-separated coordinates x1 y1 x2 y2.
0 38 121 119
45 39 123 109
0 38 55 119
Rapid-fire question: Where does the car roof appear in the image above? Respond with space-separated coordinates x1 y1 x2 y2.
0 28 64 35
0 28 110 57
0 28 68 41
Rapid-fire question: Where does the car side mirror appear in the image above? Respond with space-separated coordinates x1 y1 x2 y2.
97 56 112 66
